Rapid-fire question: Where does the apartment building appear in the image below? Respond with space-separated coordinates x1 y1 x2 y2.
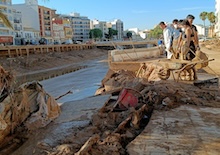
38 5 56 43
0 0 14 45
110 19 124 40
215 0 220 37
12 9 23 45
52 17 72 44
13 0 40 44
69 13 90 43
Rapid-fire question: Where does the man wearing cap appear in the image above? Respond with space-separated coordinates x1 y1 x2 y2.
159 21 173 59
186 14 199 60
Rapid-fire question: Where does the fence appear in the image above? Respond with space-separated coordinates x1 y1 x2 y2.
0 44 94 57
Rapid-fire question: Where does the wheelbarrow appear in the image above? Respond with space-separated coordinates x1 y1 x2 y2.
157 58 215 82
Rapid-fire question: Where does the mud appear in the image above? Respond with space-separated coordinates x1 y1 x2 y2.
31 69 219 154
0 48 107 85
0 42 220 155
36 95 153 155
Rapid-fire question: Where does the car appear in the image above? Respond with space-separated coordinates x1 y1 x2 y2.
54 41 59 45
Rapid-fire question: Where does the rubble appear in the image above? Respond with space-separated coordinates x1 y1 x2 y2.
0 43 219 154
0 65 60 154
37 66 219 154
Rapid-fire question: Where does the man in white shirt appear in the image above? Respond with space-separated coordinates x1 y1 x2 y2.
159 21 173 59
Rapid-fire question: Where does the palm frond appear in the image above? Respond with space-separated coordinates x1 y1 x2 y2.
0 12 13 29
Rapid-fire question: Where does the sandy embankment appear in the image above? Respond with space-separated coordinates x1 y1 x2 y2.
0 48 108 85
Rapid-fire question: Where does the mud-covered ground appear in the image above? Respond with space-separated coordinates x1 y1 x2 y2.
1 41 220 155
0 48 108 76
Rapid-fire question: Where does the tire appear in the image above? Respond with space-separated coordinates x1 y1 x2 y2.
158 69 170 80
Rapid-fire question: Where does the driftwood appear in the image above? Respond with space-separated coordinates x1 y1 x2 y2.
74 134 100 155
55 90 72 100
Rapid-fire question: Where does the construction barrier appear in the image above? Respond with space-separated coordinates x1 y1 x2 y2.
0 44 94 57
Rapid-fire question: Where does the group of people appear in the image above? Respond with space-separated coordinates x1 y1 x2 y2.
159 14 199 60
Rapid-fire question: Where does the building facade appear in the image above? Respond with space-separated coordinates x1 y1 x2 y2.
52 17 72 44
127 28 146 40
12 9 23 45
215 0 220 37
90 19 108 40
110 19 124 40
195 24 209 38
38 5 56 44
13 0 40 44
69 13 90 43
0 0 14 45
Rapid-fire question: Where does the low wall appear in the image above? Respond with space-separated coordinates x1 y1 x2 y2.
0 44 94 57
16 65 88 86
111 47 160 62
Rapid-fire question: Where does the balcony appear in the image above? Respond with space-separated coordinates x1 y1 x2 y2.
44 23 51 26
44 17 50 21
14 27 21 31
44 11 50 15
15 34 22 38
0 23 6 27
45 34 51 37
14 19 21 23
45 28 51 31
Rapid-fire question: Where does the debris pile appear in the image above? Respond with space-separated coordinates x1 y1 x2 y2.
95 65 163 95
0 65 60 153
37 68 219 155
97 68 219 109
38 91 153 155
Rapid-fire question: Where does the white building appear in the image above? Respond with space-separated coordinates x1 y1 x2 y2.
127 28 146 40
13 0 40 43
110 19 124 40
0 0 15 45
195 24 209 38
215 0 220 37
139 31 147 39
128 28 139 34
52 22 65 44
12 9 23 45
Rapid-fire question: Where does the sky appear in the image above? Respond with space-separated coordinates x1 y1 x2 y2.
12 0 216 30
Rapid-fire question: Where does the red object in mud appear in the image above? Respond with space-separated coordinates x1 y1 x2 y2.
117 88 141 110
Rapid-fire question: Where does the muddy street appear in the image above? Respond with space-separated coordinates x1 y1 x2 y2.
40 57 108 104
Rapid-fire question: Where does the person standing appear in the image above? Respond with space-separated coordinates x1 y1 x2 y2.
186 14 199 59
172 19 181 58
159 21 173 59
157 38 164 55
180 20 193 60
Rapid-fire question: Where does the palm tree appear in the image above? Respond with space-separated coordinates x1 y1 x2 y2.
199 11 207 38
207 12 216 37
0 12 13 29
